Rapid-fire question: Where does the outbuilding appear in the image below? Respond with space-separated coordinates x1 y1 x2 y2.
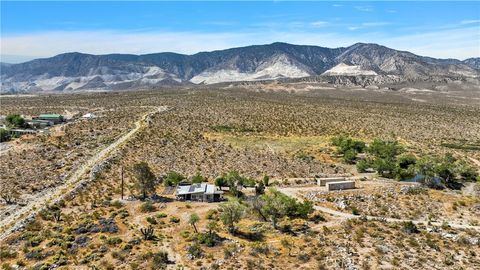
82 113 97 119
36 114 64 124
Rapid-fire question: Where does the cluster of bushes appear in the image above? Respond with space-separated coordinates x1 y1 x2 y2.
0 128 11 142
332 136 479 189
6 114 27 128
176 187 313 261
218 188 313 233
413 154 478 189
331 135 366 164
0 114 28 142
214 170 258 197
355 139 406 179
163 171 186 186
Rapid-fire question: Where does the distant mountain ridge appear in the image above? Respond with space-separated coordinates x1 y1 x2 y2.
1 42 479 93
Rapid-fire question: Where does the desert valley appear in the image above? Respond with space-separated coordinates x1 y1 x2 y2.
1 1 480 269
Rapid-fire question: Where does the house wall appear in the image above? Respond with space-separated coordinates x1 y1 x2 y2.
317 177 346 186
326 181 355 191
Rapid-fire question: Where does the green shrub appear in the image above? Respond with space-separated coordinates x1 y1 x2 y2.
1 263 13 270
179 230 191 239
156 213 167 218
196 232 216 247
331 136 366 154
249 242 270 256
106 237 122 246
356 159 371 173
164 171 185 186
0 129 10 143
0 247 17 260
191 172 206 183
5 114 26 128
187 243 203 259
402 221 419 234
146 216 157 225
110 200 124 209
206 209 218 220
140 202 156 213
343 149 358 164
152 251 169 267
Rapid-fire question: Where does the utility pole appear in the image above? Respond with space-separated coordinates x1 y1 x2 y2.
121 166 124 200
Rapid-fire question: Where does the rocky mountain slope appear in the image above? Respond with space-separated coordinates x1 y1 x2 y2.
1 42 478 93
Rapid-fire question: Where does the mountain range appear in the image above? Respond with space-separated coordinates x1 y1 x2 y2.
1 42 479 93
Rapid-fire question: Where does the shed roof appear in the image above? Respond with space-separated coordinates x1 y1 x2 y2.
176 183 223 195
39 114 63 118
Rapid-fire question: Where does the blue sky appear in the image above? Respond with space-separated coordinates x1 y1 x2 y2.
1 1 479 63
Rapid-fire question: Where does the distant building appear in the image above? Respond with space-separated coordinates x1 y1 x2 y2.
82 113 97 119
9 129 38 137
176 183 223 202
27 119 54 129
35 114 64 124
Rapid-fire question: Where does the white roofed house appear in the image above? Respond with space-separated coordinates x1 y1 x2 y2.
82 113 97 119
176 183 223 202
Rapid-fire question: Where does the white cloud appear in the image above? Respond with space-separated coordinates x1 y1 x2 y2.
378 26 480 60
460 19 480 25
1 26 478 63
348 22 391 31
355 6 373 12
310 21 329 27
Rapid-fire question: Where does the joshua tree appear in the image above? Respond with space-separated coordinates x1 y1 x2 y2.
140 226 155 240
189 213 200 233
52 210 62 222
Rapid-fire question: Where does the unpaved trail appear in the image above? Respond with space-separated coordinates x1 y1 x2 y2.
278 186 480 231
0 106 169 241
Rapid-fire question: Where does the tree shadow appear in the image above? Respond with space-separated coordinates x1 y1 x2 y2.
233 229 265 241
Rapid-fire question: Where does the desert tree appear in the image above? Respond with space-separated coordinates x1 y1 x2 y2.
207 220 219 237
255 181 265 195
163 171 185 186
249 195 267 222
191 172 206 184
0 129 10 143
219 198 245 233
6 114 26 128
261 188 313 229
262 175 270 187
132 162 156 200
189 213 200 233
218 170 250 197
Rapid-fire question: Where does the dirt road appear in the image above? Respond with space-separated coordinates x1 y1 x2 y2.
0 106 169 241
278 186 480 231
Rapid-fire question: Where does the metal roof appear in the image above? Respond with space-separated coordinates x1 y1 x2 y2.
39 114 63 118
176 183 223 195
